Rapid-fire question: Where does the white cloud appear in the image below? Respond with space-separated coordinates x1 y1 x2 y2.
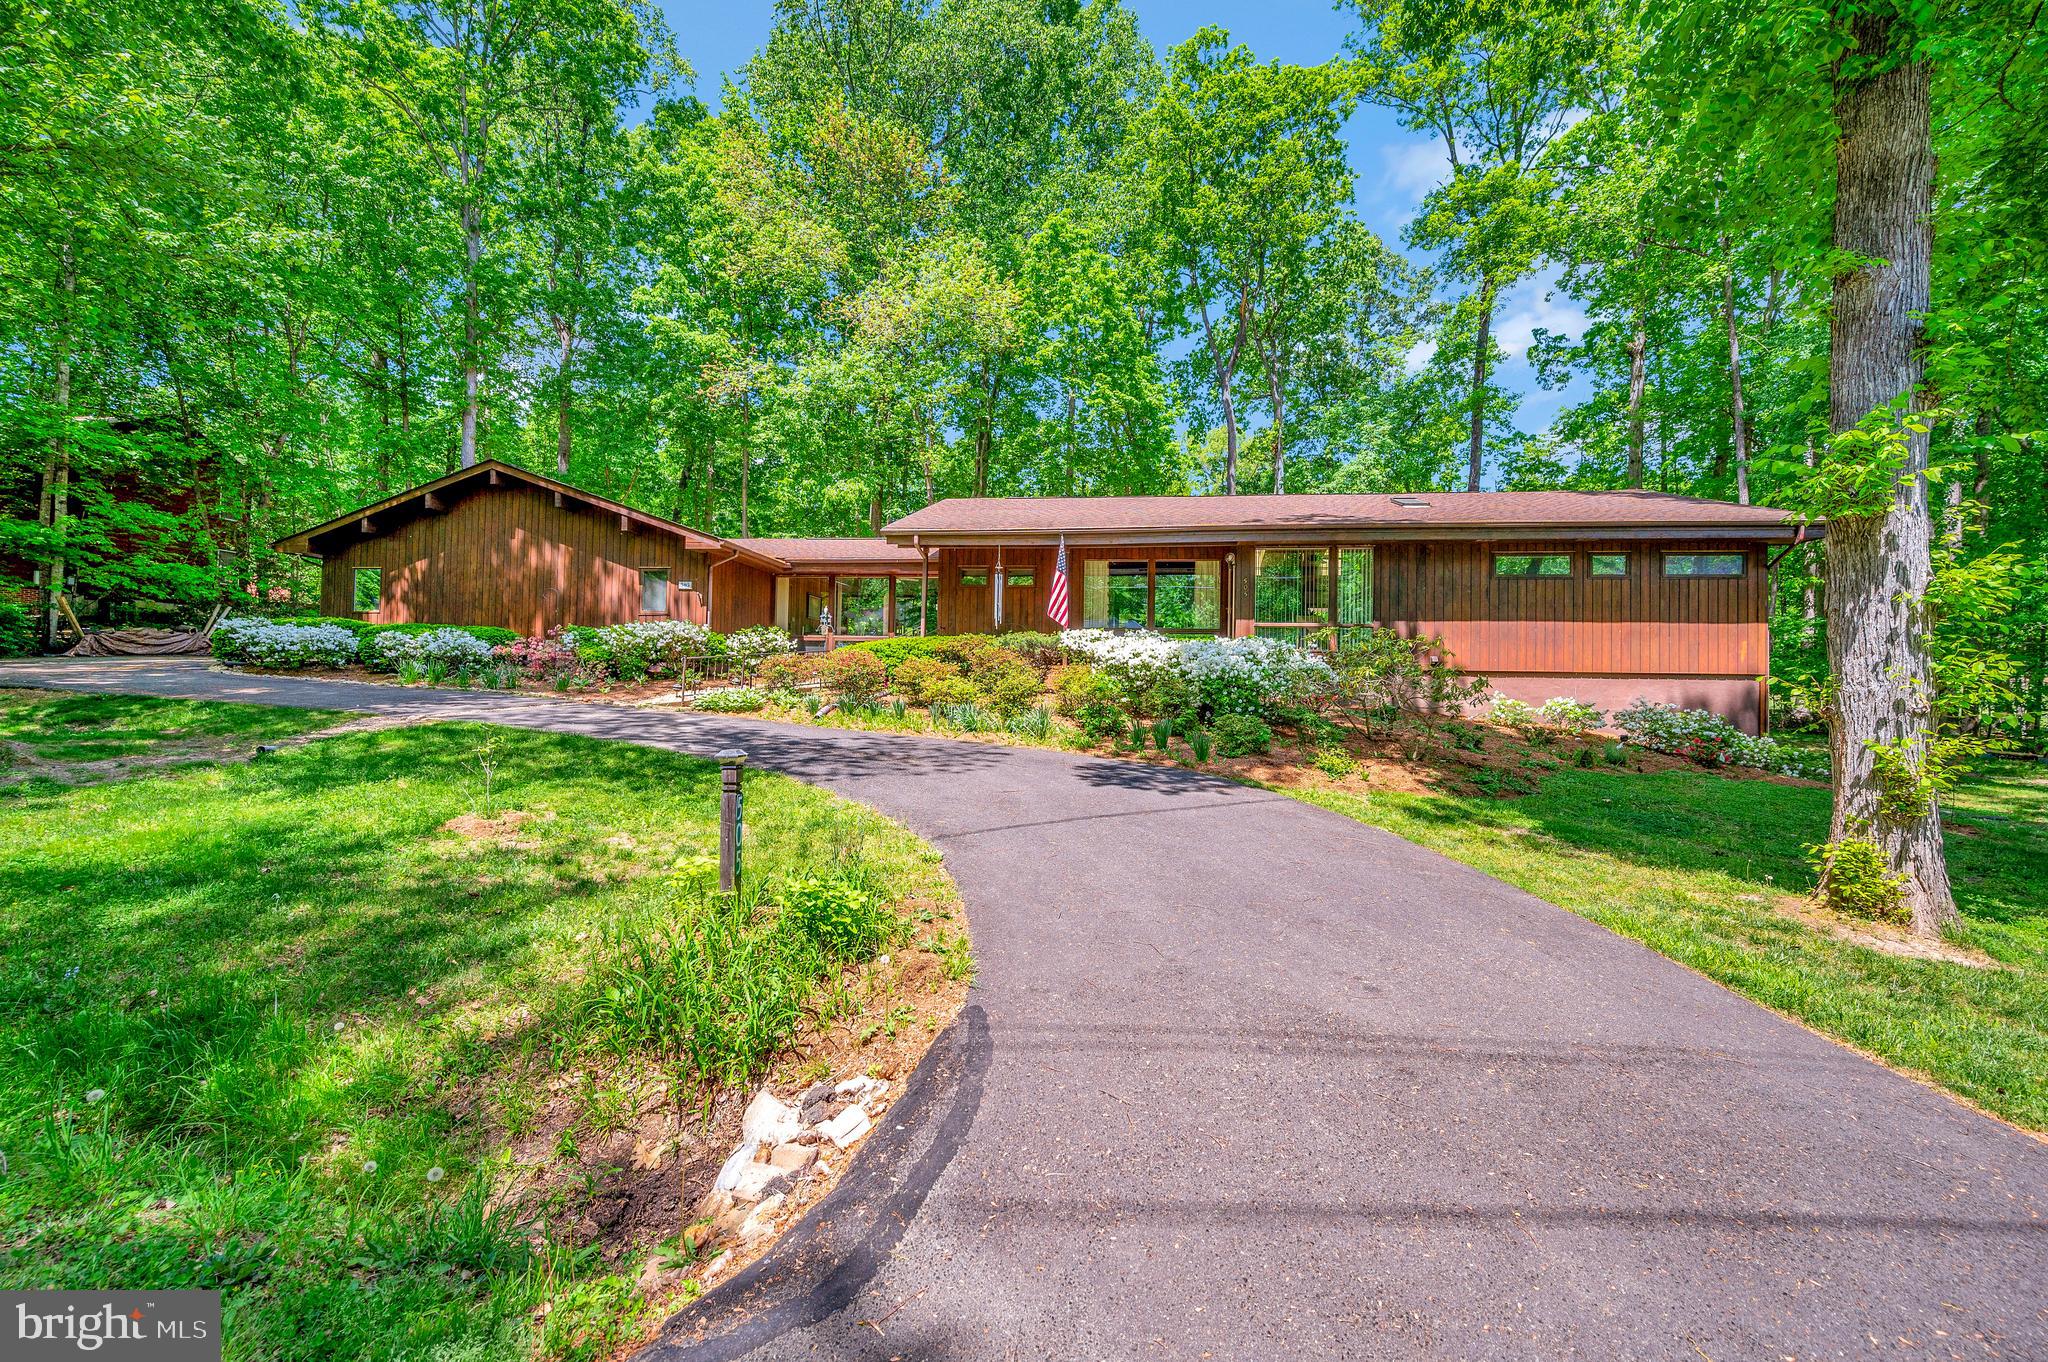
1491 267 1587 362
1402 338 1437 374
1380 139 1451 200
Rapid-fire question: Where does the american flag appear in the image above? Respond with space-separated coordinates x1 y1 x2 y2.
1047 536 1071 629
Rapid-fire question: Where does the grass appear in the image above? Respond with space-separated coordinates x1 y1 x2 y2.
1290 758 2048 1131
0 691 957 1361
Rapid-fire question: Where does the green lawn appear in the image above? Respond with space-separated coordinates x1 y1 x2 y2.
1292 761 2048 1130
0 692 957 1361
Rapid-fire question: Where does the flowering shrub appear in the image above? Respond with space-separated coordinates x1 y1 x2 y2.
1537 697 1605 734
1057 630 1334 719
1613 701 1830 780
1487 696 1539 730
212 617 359 669
494 631 579 680
725 626 797 674
582 620 720 678
361 627 496 673
759 653 819 690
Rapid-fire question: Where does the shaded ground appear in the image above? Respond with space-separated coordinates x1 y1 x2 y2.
6 658 2047 1362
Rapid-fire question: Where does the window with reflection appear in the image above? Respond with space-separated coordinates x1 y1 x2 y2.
1253 549 1329 640
1152 560 1221 633
640 567 669 614
1494 553 1572 578
1590 553 1629 577
1663 552 1744 577
895 577 931 634
838 576 889 635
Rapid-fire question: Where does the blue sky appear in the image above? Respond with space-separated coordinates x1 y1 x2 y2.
648 0 1584 433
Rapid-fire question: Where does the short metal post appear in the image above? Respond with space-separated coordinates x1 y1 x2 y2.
717 750 746 895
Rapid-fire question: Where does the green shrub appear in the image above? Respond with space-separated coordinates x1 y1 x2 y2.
285 614 379 635
1807 837 1910 923
1214 714 1272 757
842 636 958 669
960 644 1029 684
1313 746 1359 778
1077 698 1125 744
933 701 995 732
1602 741 1628 765
1050 663 1119 717
982 663 1042 717
923 675 983 708
692 687 767 713
759 653 820 691
1187 729 1213 763
821 649 889 705
1538 696 1605 735
778 874 896 960
894 655 963 704
1150 718 1174 750
1488 696 1539 730
994 631 1064 667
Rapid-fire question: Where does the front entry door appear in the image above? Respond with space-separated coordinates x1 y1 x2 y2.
954 566 994 633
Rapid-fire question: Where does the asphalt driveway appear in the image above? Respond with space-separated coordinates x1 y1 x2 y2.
6 658 2045 1361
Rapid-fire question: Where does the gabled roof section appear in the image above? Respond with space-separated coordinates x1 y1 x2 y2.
883 490 1812 544
730 538 925 572
272 460 787 571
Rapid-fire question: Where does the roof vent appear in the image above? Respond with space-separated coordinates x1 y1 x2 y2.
1391 495 1431 508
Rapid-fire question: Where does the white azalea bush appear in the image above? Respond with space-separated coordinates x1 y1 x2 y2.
1613 700 1829 780
211 618 360 669
1058 629 1334 718
725 625 798 674
578 620 721 678
361 627 495 673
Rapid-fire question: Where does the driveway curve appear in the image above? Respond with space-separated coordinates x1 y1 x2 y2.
7 658 2046 1361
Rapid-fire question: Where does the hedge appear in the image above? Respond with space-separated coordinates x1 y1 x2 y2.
840 636 962 670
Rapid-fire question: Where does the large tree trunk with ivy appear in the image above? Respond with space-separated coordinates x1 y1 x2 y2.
1824 12 1956 936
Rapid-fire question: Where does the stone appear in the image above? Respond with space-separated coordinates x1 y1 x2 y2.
711 1140 759 1192
726 1160 795 1202
834 1075 888 1104
766 1142 816 1175
635 1256 684 1298
797 1081 836 1125
818 1103 872 1148
742 1089 801 1144
680 1221 714 1254
694 1189 735 1222
711 1207 749 1242
740 1194 785 1240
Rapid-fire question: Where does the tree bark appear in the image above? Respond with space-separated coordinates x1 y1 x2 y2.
1193 267 1245 495
1721 235 1751 505
555 319 573 475
1267 355 1287 495
41 241 75 647
973 361 999 497
461 194 481 468
1467 278 1497 492
1825 11 1955 936
1624 322 1648 488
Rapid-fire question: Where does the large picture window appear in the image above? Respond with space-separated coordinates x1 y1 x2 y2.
1105 561 1150 629
838 577 889 635
1152 560 1221 633
895 577 932 635
640 567 669 614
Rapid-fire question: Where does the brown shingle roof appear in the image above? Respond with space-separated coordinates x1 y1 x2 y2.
883 490 1806 542
730 538 925 569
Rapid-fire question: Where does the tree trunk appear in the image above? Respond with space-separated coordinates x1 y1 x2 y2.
1624 322 1648 488
1825 12 1955 936
461 197 481 468
1721 235 1751 505
1467 279 1497 492
1193 268 1243 495
555 318 573 475
42 241 75 647
1267 359 1287 495
973 362 999 497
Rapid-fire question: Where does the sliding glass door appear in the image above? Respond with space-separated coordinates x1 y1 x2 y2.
1253 547 1372 647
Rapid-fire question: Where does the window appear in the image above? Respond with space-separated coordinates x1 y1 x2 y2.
1153 560 1221 633
895 577 932 634
1664 552 1744 578
1590 553 1629 577
351 567 381 612
1004 568 1035 587
1105 561 1150 629
640 567 669 614
1494 553 1572 578
959 568 990 588
1335 548 1373 648
838 577 889 635
1081 559 1110 627
1253 549 1329 640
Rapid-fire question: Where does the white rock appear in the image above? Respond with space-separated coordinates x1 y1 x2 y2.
726 1161 794 1202
742 1089 801 1144
711 1140 759 1193
818 1104 872 1148
833 1075 888 1103
741 1193 785 1240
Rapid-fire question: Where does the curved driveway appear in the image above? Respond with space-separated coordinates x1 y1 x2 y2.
8 658 2046 1361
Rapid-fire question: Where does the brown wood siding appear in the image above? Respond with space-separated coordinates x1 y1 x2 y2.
711 559 775 633
1374 539 1768 677
319 482 708 635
